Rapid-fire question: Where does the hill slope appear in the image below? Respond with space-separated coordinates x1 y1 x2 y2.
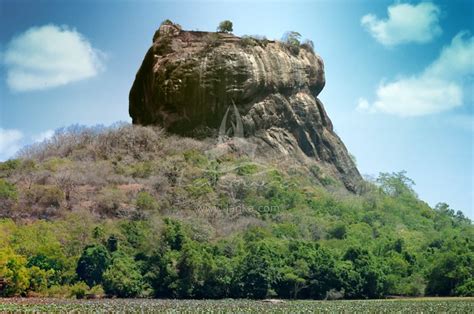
0 124 472 299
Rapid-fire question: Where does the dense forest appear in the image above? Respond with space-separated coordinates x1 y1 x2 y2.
0 124 472 299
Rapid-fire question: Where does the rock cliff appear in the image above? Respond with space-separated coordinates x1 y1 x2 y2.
129 22 362 192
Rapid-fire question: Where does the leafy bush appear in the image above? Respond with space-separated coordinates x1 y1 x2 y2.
70 281 89 299
0 159 21 177
131 161 153 178
97 187 126 215
25 184 64 208
0 179 17 200
136 191 158 211
240 36 258 48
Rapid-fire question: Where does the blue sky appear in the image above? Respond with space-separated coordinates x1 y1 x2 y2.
0 0 473 217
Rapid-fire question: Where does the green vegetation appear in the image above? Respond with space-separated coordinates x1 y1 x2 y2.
0 298 473 312
217 20 233 33
282 31 302 54
0 124 472 299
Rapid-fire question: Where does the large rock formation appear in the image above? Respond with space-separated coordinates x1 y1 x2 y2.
130 22 362 192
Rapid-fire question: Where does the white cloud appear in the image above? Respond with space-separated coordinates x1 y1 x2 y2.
361 2 441 46
32 129 54 143
3 24 104 92
356 98 371 112
359 32 474 117
0 129 23 161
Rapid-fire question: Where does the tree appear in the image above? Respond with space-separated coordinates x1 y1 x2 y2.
426 249 474 296
162 218 187 251
236 241 282 298
103 252 144 297
376 171 416 197
0 247 30 296
217 20 233 33
343 247 387 298
76 244 110 287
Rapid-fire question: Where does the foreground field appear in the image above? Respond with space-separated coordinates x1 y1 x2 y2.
0 298 473 313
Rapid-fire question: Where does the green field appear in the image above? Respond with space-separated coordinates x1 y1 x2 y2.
0 298 473 313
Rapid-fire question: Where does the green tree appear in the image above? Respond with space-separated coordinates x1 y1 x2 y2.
162 218 187 251
343 247 387 298
76 244 110 287
103 252 144 297
237 240 282 298
426 250 474 296
217 20 233 33
376 171 416 197
0 247 30 296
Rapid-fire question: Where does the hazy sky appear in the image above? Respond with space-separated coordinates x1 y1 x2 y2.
0 0 473 217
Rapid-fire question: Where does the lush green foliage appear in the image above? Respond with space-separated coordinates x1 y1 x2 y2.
0 125 471 298
76 245 110 287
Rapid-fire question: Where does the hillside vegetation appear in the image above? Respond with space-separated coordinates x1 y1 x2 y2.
0 124 472 299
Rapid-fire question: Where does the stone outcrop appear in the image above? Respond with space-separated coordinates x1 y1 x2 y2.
129 22 362 192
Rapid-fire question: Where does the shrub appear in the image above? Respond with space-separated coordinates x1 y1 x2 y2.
301 39 314 53
25 184 64 208
97 187 126 215
136 191 158 211
236 163 258 176
282 31 301 54
217 20 233 33
161 19 173 26
28 266 53 292
204 33 221 49
0 179 18 200
70 281 89 299
183 150 208 167
240 36 258 48
0 159 21 177
131 161 153 178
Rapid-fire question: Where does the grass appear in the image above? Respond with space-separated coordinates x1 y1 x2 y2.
0 298 472 313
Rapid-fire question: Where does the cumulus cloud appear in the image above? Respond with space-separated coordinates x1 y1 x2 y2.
359 32 474 117
361 2 442 46
3 24 104 92
0 129 23 161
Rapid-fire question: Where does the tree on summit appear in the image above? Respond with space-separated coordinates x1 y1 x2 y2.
217 20 233 33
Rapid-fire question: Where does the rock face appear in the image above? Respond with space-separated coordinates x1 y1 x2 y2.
129 22 362 192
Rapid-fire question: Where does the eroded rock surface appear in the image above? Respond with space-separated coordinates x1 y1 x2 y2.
130 23 362 191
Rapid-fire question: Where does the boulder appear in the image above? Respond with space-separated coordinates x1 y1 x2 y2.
129 22 362 191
